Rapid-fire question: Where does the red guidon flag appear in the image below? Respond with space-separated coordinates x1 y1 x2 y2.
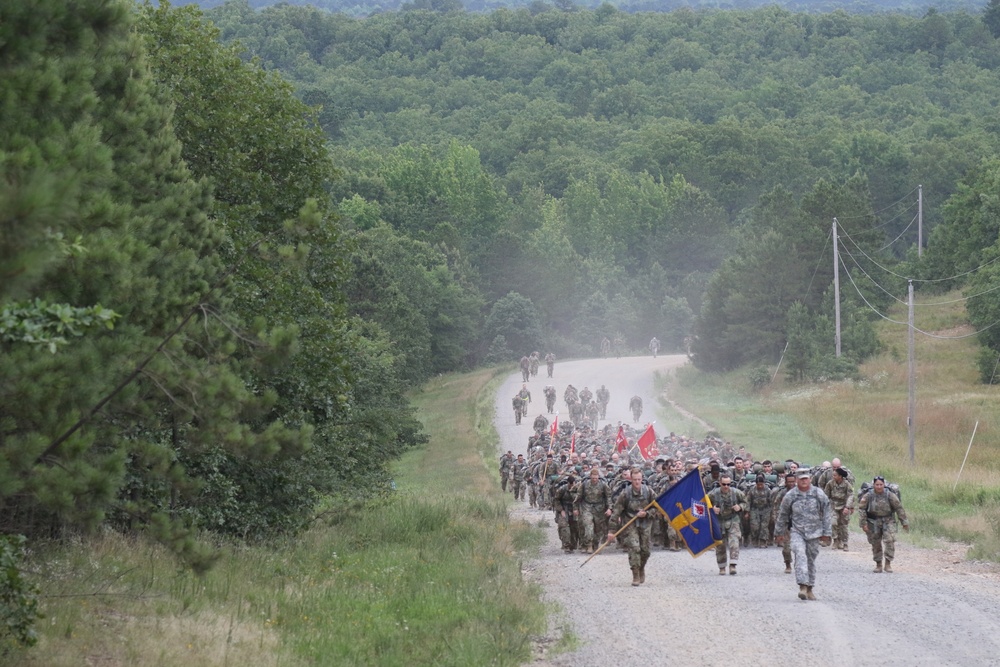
550 415 558 439
615 425 628 453
636 423 656 460
570 431 576 455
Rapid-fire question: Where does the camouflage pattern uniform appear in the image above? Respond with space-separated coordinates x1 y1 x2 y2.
575 474 611 552
519 355 530 382
499 452 513 492
585 401 600 427
629 395 642 423
512 396 524 425
510 456 528 501
529 352 540 377
708 484 748 574
775 482 833 594
746 482 773 547
823 477 855 550
544 352 555 378
858 486 908 570
569 400 584 426
608 481 655 582
544 385 557 413
533 414 548 434
527 458 543 508
595 385 610 419
771 479 796 571
554 477 580 552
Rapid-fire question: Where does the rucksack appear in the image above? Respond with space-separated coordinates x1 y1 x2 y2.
858 481 901 508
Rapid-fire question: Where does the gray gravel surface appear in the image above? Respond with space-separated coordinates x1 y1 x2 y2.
495 355 1000 667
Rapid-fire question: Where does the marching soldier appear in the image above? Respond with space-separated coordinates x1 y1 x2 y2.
858 476 909 573
823 467 855 551
708 475 747 575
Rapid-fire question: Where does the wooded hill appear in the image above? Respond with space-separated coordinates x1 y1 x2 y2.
206 0 1000 373
182 0 987 20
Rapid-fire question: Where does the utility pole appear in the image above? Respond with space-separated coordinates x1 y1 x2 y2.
908 280 916 464
833 218 841 358
917 185 923 258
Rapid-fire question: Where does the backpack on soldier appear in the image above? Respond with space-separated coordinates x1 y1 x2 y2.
858 480 901 508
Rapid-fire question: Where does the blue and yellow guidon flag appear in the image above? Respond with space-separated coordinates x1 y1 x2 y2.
652 469 723 557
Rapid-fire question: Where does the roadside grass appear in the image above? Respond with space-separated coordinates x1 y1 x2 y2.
11 367 546 665
666 291 1000 560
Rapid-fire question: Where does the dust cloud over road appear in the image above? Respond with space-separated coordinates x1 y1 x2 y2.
494 355 1000 667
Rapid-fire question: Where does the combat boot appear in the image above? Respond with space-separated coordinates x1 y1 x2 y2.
639 565 646 584
873 561 883 573
806 586 817 601
719 567 726 576
631 567 641 587
884 560 893 573
798 584 808 600
832 540 841 550
729 563 737 576
584 546 592 555
784 560 792 574
841 542 849 552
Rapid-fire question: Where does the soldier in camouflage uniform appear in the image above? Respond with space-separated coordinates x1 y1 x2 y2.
499 450 513 492
512 394 525 425
544 385 557 413
708 476 747 575
771 473 797 573
585 401 600 427
532 413 548 434
527 456 544 508
544 352 555 378
746 474 773 547
554 474 580 553
823 467 855 551
629 395 643 423
569 400 584 426
510 454 528 501
858 476 909 573
775 469 833 601
579 386 593 406
519 355 530 382
607 466 656 586
595 384 610 419
575 467 612 553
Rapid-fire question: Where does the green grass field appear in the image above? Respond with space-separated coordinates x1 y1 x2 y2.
8 367 545 666
663 291 1000 560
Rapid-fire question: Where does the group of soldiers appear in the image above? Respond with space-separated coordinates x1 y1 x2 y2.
499 423 909 589
514 380 644 431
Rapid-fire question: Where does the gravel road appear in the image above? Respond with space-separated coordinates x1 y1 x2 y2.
494 355 1000 667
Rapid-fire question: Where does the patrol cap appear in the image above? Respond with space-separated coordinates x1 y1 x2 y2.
796 469 812 479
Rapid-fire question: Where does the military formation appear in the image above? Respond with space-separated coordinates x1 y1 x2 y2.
500 354 910 597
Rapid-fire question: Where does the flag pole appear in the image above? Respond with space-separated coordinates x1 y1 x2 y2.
579 500 657 568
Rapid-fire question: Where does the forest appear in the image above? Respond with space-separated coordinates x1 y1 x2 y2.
6 0 1000 647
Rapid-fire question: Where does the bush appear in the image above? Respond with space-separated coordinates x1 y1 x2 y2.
977 347 1000 384
0 535 41 651
747 366 771 391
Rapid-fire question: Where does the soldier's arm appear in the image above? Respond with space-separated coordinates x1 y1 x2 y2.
857 494 869 525
891 494 909 528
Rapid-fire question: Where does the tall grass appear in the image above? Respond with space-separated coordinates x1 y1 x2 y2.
667 291 1000 560
11 368 546 665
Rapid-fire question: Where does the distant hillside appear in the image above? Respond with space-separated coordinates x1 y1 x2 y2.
175 0 986 19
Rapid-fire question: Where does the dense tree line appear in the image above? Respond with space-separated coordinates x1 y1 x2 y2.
180 0 985 20
202 0 1000 374
0 0 425 583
